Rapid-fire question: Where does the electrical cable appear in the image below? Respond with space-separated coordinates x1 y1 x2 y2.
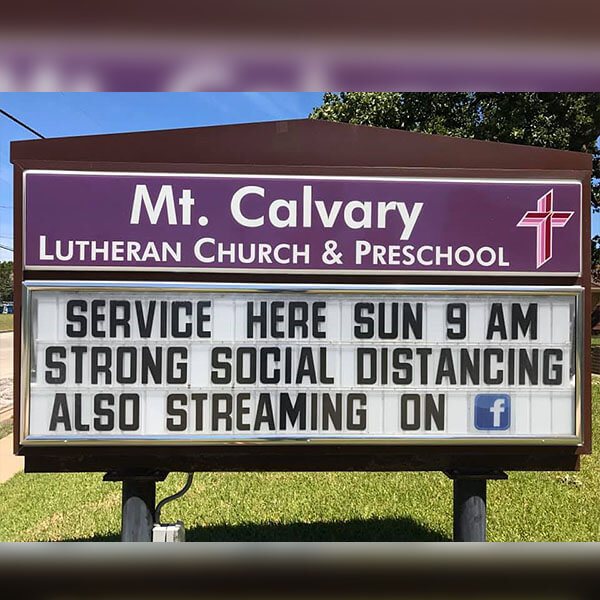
154 472 194 524
0 108 45 139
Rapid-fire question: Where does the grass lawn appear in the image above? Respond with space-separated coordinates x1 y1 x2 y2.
1 382 599 542
0 314 13 331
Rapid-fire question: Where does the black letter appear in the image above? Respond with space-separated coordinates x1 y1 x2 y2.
401 394 420 431
141 347 162 384
322 393 342 430
259 347 280 383
211 347 232 384
254 393 276 430
288 302 309 338
319 347 334 384
296 347 317 384
312 302 326 338
71 346 87 384
354 303 374 339
167 394 188 431
119 393 139 431
91 347 112 384
166 347 187 383
93 394 114 431
543 349 563 385
435 349 457 385
270 302 285 338
196 301 211 338
246 301 267 338
91 300 106 337
236 393 251 431
45 346 66 384
483 349 504 384
212 393 233 431
486 304 507 340
135 300 155 337
74 393 89 431
446 303 466 340
518 349 538 385
403 303 423 339
378 302 398 339
512 303 538 340
236 347 257 384
49 393 71 431
279 393 307 430
392 348 413 385
109 301 131 338
116 347 137 384
424 394 445 431
172 301 192 338
357 348 377 384
66 300 87 337
347 393 367 430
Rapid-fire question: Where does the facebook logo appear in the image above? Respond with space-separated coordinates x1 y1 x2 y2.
474 394 511 430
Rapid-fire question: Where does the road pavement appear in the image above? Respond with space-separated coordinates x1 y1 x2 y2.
0 330 12 376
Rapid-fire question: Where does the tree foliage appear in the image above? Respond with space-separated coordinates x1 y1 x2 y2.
0 261 13 302
311 92 600 269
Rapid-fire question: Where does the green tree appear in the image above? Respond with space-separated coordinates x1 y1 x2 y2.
0 261 13 302
310 92 600 268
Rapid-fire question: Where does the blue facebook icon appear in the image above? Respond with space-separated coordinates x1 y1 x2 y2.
474 394 511 430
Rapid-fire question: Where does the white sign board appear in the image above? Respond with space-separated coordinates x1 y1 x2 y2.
20 282 582 445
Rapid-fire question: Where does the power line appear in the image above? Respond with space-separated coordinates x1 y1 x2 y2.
0 108 45 139
0 243 13 252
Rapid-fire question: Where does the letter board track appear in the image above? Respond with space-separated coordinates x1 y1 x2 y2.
21 282 582 445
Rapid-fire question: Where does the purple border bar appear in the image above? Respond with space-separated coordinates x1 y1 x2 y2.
24 171 582 275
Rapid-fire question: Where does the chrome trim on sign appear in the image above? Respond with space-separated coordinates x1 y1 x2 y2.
20 281 584 447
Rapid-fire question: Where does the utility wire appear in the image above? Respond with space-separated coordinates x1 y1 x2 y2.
0 108 45 139
0 108 40 256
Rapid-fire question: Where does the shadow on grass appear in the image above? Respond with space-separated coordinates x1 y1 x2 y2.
66 517 450 542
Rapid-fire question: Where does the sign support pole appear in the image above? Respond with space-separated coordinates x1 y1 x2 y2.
445 470 507 542
104 471 167 542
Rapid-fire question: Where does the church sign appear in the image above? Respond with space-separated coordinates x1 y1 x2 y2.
23 171 581 276
11 120 591 473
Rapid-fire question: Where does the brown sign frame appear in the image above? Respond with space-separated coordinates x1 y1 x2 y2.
10 119 592 472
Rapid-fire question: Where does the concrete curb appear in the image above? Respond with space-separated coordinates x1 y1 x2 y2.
0 405 12 423
0 434 23 483
0 330 13 334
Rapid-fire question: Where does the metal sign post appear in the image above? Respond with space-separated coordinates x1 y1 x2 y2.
446 470 508 541
105 471 167 542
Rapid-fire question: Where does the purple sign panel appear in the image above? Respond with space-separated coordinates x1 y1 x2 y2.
23 171 582 275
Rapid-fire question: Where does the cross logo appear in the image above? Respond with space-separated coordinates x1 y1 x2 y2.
516 189 574 268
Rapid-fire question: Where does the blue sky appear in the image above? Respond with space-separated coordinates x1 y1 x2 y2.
0 92 324 261
1 92 598 262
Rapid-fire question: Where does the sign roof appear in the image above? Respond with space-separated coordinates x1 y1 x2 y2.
11 119 593 171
